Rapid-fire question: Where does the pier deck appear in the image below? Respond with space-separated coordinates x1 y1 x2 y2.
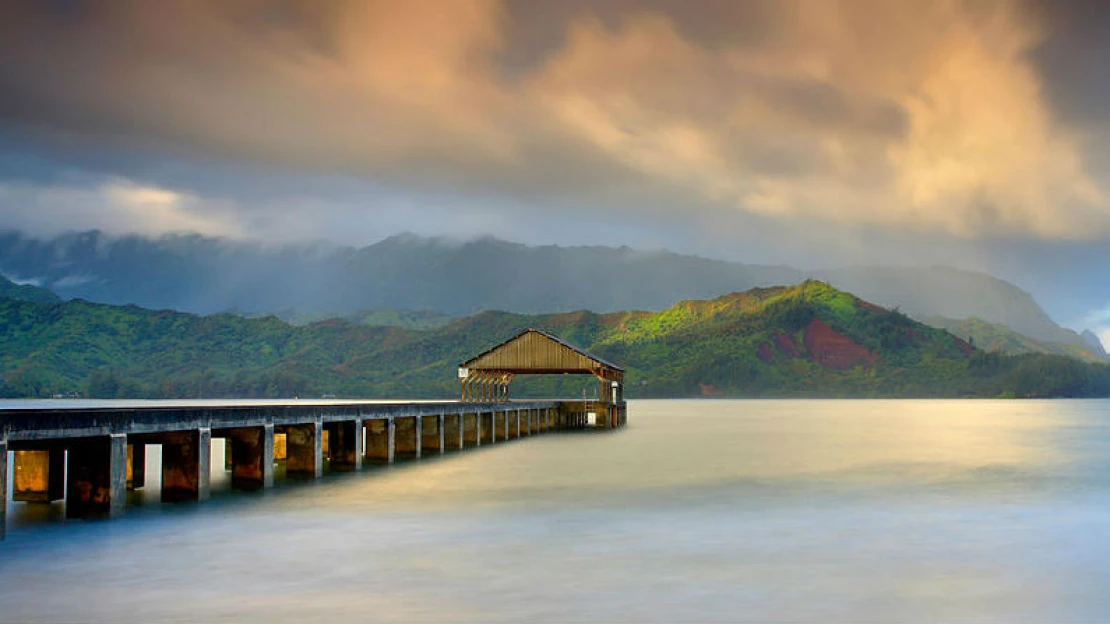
1 399 625 538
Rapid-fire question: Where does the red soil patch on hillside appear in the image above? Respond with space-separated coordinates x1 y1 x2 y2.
756 342 775 363
952 336 975 355
803 319 879 370
773 331 801 357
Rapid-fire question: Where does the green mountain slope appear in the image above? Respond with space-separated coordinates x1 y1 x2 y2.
922 315 1108 363
1 281 1107 399
0 274 59 304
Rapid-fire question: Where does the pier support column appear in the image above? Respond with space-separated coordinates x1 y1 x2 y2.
365 419 394 464
421 415 442 455
479 413 491 444
463 413 479 448
1 438 8 539
444 413 462 451
67 434 127 519
395 416 421 459
495 411 507 442
286 422 323 478
162 428 211 502
128 444 146 490
227 426 274 490
13 448 65 502
511 410 520 439
327 419 363 472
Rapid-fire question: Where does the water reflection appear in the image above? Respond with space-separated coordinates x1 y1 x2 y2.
2 399 1109 623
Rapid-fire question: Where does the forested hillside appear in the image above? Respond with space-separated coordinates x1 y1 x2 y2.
2 281 1107 400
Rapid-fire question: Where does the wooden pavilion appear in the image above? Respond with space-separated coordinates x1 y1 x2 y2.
458 329 626 429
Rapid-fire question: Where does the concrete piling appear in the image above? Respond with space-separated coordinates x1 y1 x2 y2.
421 415 442 455
463 413 479 448
444 413 463 451
365 418 395 464
66 434 127 519
0 399 620 537
1 438 8 538
226 425 274 490
395 416 421 460
327 420 362 472
286 422 323 478
481 413 495 444
161 428 211 503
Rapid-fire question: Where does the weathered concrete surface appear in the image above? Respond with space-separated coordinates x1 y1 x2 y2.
444 413 462 451
421 415 443 455
161 428 211 502
13 449 65 503
481 413 495 444
226 425 274 490
1 439 8 538
2 401 564 443
128 443 146 490
66 434 127 519
395 416 421 459
286 422 322 478
364 419 394 464
327 419 362 472
463 413 479 448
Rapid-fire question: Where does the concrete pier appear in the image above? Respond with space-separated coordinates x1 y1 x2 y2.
421 415 443 456
463 413 480 448
285 422 323 478
481 413 495 445
326 420 362 472
13 449 65 503
395 416 421 460
0 398 624 538
444 413 463 451
221 425 274 490
365 419 394 464
66 434 127 519
0 439 6 537
160 428 211 503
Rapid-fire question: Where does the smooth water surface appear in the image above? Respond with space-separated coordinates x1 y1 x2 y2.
2 399 1110 622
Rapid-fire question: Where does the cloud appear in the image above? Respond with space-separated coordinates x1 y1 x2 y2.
0 178 245 239
0 0 1108 240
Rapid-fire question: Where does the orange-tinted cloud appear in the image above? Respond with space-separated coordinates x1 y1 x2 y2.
0 0 1106 239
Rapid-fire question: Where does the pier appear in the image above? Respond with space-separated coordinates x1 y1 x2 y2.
0 329 627 538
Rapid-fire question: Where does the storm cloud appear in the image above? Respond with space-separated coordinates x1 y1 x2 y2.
2 0 1109 241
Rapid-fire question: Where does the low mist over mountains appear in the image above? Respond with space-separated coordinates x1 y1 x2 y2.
0 230 1099 355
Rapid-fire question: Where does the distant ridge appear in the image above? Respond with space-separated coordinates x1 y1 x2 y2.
0 230 1092 351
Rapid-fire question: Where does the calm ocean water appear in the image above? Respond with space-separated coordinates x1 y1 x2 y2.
3 398 1110 622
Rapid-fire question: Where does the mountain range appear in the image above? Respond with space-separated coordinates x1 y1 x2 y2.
0 229 1103 361
1 278 1107 400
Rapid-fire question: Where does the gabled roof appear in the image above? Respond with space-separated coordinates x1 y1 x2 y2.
460 328 624 375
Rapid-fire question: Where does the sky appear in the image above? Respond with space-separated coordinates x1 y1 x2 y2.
0 0 1109 338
